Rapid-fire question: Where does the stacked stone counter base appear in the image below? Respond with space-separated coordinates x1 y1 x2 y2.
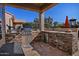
31 31 78 55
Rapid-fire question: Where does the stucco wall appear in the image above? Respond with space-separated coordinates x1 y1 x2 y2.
5 13 13 33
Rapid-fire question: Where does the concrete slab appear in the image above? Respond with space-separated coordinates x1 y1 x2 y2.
22 45 40 56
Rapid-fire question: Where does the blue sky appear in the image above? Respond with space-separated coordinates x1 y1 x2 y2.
5 3 79 23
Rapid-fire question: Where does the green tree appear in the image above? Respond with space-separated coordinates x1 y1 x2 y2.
45 16 53 28
53 21 58 27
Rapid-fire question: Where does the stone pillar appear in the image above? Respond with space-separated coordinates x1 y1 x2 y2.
39 12 44 31
1 4 6 43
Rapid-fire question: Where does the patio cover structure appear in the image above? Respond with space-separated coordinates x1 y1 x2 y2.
1 3 58 43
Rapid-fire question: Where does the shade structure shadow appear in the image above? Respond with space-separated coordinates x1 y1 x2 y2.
0 42 24 56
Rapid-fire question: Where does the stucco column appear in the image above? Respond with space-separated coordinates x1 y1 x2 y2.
39 12 44 31
1 4 6 43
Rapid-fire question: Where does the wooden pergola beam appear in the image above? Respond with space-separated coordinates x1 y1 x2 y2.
6 3 40 12
5 3 58 12
39 3 58 13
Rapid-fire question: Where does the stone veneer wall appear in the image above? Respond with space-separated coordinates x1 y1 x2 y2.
31 31 78 55
71 32 78 54
14 31 41 47
32 31 40 41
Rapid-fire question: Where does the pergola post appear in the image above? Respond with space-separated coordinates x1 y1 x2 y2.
39 12 44 31
1 4 6 43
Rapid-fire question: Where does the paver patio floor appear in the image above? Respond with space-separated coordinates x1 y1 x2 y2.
31 42 69 56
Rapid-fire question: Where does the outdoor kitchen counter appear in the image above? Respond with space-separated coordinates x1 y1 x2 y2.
21 30 78 55
31 30 78 55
